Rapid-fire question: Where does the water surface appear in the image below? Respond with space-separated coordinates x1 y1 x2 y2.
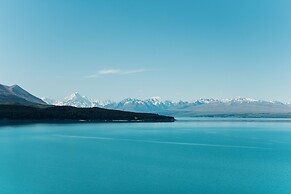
1 118 291 193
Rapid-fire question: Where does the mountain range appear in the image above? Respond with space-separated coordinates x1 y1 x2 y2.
42 93 291 117
0 84 174 122
1 83 290 118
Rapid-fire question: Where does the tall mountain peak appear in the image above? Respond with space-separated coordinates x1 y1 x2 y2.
0 83 46 105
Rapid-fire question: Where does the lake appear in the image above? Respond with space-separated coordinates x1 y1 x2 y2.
1 118 291 193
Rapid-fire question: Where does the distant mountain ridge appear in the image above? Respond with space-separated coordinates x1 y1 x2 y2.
0 84 174 122
0 84 46 106
42 92 113 108
2 83 290 118
43 93 291 117
1 84 291 118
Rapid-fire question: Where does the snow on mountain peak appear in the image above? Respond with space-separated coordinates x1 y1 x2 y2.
146 96 163 105
120 98 144 105
57 92 93 107
151 96 162 100
66 92 83 100
232 97 258 103
193 98 216 104
42 92 291 115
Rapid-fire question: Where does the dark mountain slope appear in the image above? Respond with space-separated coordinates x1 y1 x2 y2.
0 84 46 105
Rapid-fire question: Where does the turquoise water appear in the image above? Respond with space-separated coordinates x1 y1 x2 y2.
1 119 291 194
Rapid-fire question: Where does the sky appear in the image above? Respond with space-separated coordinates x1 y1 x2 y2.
1 0 291 102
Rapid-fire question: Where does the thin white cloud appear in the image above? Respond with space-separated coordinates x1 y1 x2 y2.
98 69 122 75
88 68 150 78
122 69 150 74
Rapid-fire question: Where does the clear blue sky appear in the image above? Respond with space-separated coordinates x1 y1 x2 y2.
1 0 291 101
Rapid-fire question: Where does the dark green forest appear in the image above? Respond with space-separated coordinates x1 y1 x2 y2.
0 105 175 123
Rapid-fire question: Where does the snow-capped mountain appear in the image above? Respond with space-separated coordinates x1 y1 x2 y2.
172 97 290 116
4 84 290 117
108 97 169 113
56 92 94 107
45 93 175 112
0 84 46 105
44 93 291 116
